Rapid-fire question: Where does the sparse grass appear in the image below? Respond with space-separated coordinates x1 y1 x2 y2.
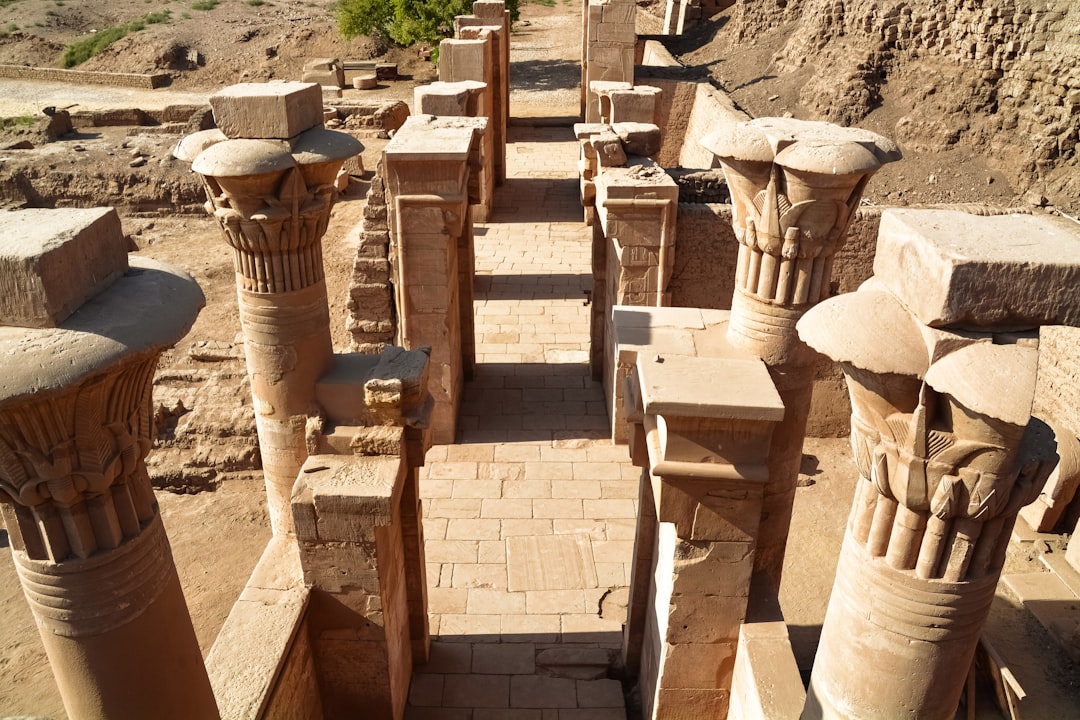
529 0 556 5
60 11 171 68
181 11 191 18
191 0 219 9
0 0 22 7
5 114 35 128
0 22 17 35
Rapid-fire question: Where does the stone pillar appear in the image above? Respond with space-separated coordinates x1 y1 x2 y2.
441 28 506 186
0 208 216 719
662 0 687 35
701 118 900 585
456 0 510 181
798 208 1080 720
383 115 479 444
592 161 678 442
414 80 495 221
294 345 433 720
175 81 362 535
622 352 785 719
583 0 636 122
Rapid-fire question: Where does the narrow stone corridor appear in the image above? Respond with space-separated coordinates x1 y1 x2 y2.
407 126 638 718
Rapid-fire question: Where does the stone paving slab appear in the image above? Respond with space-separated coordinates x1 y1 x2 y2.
408 125 636 718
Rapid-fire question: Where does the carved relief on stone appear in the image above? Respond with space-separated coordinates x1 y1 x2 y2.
800 282 1056 585
177 127 362 295
0 356 159 565
703 119 900 310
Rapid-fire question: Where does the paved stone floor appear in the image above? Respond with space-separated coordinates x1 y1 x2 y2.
406 126 638 719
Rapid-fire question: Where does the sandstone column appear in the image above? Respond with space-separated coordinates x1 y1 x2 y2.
0 208 216 719
798 208 1080 719
701 118 900 584
175 82 362 535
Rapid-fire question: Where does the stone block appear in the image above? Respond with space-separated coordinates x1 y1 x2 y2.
661 641 737 689
210 82 323 139
728 621 805 720
591 132 627 167
472 0 506 19
354 75 378 90
654 687 730 720
874 209 1080 328
294 454 403 542
0 207 127 328
610 86 663 124
636 355 784 421
614 122 662 157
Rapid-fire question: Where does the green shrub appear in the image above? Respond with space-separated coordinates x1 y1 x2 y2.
191 0 219 9
60 11 171 68
247 0 268 5
337 0 519 53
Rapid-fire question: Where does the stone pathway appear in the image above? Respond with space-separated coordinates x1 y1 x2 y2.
406 126 638 719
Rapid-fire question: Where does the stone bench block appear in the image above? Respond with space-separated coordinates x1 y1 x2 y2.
210 81 323 139
874 209 1080 329
0 207 127 328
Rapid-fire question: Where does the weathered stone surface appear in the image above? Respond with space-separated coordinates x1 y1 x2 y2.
614 122 662 158
210 81 323 139
591 132 627 167
636 354 784 422
873 209 1080 329
0 207 127 328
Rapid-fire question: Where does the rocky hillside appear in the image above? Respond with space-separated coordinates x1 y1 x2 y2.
677 0 1079 214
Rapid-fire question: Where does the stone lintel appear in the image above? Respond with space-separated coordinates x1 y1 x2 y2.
874 209 1080 329
210 81 323 140
293 454 404 542
0 207 128 328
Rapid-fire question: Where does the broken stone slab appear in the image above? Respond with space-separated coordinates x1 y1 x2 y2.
873 209 1080 329
591 131 627 167
0 207 127 328
613 122 661 158
797 279 1041 426
209 81 324 140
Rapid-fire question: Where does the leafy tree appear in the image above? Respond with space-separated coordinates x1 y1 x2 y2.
336 0 518 53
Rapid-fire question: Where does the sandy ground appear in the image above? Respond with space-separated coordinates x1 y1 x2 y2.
1 2 1078 718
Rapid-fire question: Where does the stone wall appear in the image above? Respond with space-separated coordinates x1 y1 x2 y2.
0 64 169 88
725 0 1080 212
1035 326 1080 441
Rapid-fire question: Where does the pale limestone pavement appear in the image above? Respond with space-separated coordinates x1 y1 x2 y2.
407 125 638 718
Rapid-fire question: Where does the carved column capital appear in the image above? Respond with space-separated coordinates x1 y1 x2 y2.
703 118 900 364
